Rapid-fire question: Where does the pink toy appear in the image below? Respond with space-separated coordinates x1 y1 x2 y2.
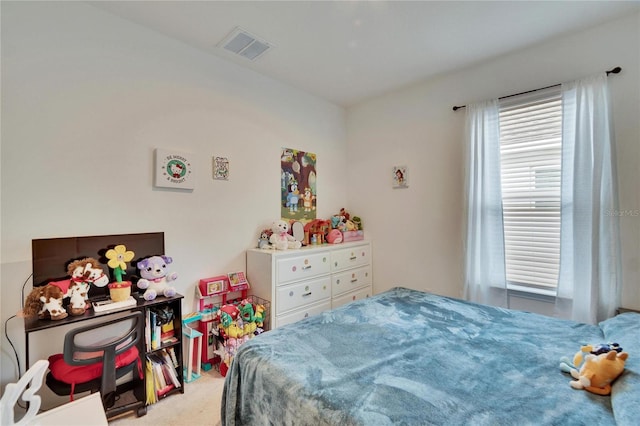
326 229 343 244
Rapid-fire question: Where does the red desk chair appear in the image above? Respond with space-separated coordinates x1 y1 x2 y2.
45 311 146 418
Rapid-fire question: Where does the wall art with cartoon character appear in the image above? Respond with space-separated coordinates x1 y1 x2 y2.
281 148 317 223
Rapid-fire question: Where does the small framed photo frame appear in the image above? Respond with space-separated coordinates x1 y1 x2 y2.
213 156 229 180
393 165 408 189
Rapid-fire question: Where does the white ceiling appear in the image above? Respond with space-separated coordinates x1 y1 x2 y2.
90 1 640 107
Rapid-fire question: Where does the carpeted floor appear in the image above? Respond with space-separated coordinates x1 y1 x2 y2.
108 369 225 426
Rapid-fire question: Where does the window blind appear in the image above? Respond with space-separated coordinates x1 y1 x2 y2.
499 88 562 291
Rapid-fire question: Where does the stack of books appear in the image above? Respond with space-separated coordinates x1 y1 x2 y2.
145 348 180 404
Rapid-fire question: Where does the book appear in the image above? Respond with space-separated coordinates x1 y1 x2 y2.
145 310 151 352
145 359 157 405
160 349 181 388
150 311 161 350
162 362 181 388
167 347 179 368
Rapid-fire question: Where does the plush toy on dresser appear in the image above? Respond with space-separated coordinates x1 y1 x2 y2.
136 255 178 301
269 220 302 250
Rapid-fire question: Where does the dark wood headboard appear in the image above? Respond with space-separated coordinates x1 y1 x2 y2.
32 232 164 298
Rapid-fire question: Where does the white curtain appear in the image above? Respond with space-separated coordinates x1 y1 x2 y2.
557 73 622 324
463 100 508 307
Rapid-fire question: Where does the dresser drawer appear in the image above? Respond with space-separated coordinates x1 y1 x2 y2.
331 244 371 272
276 276 331 315
332 265 372 297
277 252 331 284
275 300 332 328
332 286 372 309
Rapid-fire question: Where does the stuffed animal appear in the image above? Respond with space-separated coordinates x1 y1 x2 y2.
66 257 109 315
23 257 108 319
136 255 177 301
269 220 301 250
23 284 68 320
326 228 343 244
257 229 272 249
561 345 628 395
559 343 623 374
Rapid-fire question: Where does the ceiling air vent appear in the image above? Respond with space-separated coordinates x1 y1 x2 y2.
219 27 272 61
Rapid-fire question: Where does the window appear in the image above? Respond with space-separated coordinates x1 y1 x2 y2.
499 88 562 294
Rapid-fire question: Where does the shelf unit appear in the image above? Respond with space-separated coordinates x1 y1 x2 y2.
24 293 184 418
143 295 185 405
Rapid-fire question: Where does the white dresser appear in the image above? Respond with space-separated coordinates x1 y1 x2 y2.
246 241 372 328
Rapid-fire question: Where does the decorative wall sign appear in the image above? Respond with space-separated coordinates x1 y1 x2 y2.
213 156 229 181
154 148 195 190
281 148 317 223
393 165 408 189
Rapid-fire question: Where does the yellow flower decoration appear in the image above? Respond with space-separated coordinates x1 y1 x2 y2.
105 244 135 282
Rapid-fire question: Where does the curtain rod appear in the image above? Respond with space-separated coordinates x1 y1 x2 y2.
452 66 621 111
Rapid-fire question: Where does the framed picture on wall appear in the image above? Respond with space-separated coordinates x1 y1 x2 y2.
154 148 195 190
393 165 408 189
213 156 229 180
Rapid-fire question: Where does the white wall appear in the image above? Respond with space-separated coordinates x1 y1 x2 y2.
0 1 347 390
347 13 640 307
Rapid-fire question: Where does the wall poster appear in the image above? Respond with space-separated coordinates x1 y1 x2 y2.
281 148 317 223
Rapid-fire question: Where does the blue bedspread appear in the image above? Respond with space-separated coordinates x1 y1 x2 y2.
222 287 640 425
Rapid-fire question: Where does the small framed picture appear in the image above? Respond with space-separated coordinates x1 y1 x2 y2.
213 156 229 180
393 165 408 189
155 148 195 190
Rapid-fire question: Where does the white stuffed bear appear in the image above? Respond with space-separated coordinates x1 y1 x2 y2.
136 255 178 301
269 220 302 250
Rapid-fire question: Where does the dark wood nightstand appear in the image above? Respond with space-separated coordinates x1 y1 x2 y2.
616 307 640 315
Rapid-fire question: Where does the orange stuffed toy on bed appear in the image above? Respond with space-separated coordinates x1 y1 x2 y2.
568 349 628 395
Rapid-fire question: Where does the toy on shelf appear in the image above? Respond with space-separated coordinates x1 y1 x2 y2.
269 220 302 250
105 244 136 303
137 255 178 301
257 229 273 249
193 275 269 376
196 273 250 371
23 257 109 320
214 297 269 377
303 219 331 246
331 208 364 242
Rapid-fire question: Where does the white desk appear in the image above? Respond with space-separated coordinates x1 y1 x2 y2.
27 393 107 426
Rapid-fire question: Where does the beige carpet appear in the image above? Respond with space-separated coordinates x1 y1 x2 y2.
109 369 225 426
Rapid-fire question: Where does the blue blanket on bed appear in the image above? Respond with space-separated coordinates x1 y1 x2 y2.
222 287 640 425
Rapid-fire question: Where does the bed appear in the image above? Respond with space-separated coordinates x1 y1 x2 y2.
222 287 640 425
